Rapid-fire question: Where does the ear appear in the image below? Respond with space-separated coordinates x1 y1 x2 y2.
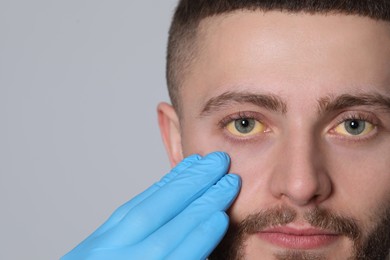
157 102 183 167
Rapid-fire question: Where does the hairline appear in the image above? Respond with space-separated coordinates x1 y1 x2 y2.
167 8 390 117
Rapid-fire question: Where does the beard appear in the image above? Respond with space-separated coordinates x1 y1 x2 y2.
209 205 390 260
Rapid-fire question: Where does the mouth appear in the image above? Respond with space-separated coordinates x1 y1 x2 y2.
257 225 340 250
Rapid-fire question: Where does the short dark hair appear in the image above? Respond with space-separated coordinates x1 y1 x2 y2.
166 0 390 112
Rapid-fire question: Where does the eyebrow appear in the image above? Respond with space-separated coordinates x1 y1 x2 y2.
200 91 287 116
200 91 390 117
318 93 390 114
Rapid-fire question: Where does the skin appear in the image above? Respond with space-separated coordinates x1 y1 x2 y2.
158 11 390 259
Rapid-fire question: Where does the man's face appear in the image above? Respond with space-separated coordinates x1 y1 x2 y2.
160 11 390 259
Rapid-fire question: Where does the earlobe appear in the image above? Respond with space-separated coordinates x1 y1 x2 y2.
157 102 183 167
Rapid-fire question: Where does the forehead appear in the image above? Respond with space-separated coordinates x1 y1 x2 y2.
180 11 390 115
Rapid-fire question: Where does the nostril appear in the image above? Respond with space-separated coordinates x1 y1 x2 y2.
269 140 332 207
280 175 322 206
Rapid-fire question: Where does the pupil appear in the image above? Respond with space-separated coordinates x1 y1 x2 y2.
349 120 359 129
345 119 366 135
234 118 255 134
241 120 249 127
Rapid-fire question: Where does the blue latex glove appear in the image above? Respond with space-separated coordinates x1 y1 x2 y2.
61 152 241 260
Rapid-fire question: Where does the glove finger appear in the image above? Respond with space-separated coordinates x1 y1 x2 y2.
102 152 231 246
82 154 201 242
138 173 240 258
166 211 229 260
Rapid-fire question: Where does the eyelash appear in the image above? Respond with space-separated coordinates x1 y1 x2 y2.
218 111 265 129
330 112 380 141
217 111 270 143
335 113 374 126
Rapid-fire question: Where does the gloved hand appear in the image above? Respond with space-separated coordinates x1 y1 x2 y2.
61 152 241 260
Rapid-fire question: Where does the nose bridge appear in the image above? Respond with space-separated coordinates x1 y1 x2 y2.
270 127 332 206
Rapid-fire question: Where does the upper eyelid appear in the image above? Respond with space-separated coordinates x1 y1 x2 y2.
333 111 380 127
218 111 265 127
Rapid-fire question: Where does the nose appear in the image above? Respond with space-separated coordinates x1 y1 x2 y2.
269 133 332 207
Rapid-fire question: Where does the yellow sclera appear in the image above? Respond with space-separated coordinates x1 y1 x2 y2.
334 120 374 137
226 119 265 137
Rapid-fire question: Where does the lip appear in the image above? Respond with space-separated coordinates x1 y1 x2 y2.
257 226 339 250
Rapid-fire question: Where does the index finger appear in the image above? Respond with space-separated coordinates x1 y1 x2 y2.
106 152 230 245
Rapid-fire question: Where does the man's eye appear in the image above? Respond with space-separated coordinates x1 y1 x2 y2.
334 119 375 136
226 118 265 137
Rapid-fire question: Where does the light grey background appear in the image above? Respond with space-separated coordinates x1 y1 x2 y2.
0 1 178 259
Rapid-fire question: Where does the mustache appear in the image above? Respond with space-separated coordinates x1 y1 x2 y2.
210 204 390 260
237 206 360 240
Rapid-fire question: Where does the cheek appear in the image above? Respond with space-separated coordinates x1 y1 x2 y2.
326 143 390 218
227 150 275 221
182 130 278 220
